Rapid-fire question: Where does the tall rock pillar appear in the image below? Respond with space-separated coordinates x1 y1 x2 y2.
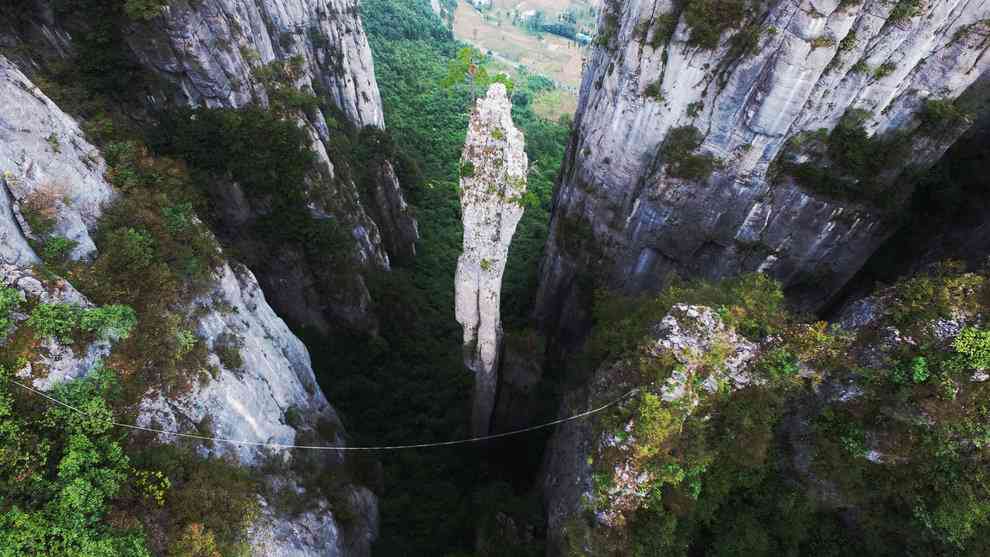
455 84 528 435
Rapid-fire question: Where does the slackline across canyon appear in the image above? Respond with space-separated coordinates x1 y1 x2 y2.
12 379 641 451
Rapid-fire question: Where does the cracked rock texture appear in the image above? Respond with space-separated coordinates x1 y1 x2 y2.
454 84 528 435
535 0 990 349
0 57 112 263
0 53 375 557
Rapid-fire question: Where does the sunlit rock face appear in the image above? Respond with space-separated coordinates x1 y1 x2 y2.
454 84 528 435
535 0 990 349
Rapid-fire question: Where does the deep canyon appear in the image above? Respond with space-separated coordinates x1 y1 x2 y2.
1 0 989 556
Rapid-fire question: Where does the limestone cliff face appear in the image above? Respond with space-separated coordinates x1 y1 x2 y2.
0 55 376 557
121 0 418 332
455 84 528 435
536 0 990 347
123 0 385 127
2 0 418 334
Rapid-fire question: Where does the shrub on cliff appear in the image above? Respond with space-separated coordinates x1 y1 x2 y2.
661 126 718 182
0 366 151 556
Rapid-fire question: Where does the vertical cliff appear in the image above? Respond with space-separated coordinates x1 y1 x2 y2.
2 0 418 334
455 84 528 435
0 54 376 556
535 0 990 348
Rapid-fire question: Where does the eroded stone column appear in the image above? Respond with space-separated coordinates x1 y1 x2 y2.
454 83 528 435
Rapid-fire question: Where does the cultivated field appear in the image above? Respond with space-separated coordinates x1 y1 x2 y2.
452 0 598 118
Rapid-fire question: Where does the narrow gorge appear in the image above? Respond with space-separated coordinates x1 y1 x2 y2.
1 0 989 555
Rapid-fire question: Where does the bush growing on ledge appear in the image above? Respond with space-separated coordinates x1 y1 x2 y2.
0 287 24 334
918 98 970 137
0 366 151 555
683 0 749 49
776 109 912 203
644 80 665 102
660 125 718 181
123 0 167 20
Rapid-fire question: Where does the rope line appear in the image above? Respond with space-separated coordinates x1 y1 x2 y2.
11 379 639 451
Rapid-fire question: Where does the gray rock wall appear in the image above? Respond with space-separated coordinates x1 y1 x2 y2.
1 0 418 334
535 0 990 348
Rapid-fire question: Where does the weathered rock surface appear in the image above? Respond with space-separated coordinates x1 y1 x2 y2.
118 0 419 332
126 0 384 126
0 53 375 557
455 84 528 435
0 56 112 262
535 0 990 348
1 0 419 334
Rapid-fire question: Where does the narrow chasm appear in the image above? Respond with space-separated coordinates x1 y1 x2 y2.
291 2 570 554
4 0 990 555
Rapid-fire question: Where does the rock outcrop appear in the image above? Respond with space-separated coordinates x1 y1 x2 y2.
535 0 990 349
542 304 760 553
454 84 528 435
541 267 990 555
0 54 376 557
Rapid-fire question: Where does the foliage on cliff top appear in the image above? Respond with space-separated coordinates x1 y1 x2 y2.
574 265 990 556
584 272 786 372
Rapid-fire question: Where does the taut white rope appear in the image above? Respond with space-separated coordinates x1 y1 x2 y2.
11 379 639 451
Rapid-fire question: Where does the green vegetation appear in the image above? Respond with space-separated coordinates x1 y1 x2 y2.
644 80 665 102
584 272 787 372
889 0 923 23
918 98 970 137
27 303 137 343
683 0 745 49
442 47 516 98
679 0 767 50
0 366 150 556
838 31 857 52
954 326 990 369
40 236 78 265
122 0 167 21
874 61 897 79
810 34 836 49
776 109 911 203
575 267 990 555
0 287 23 334
660 125 719 182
